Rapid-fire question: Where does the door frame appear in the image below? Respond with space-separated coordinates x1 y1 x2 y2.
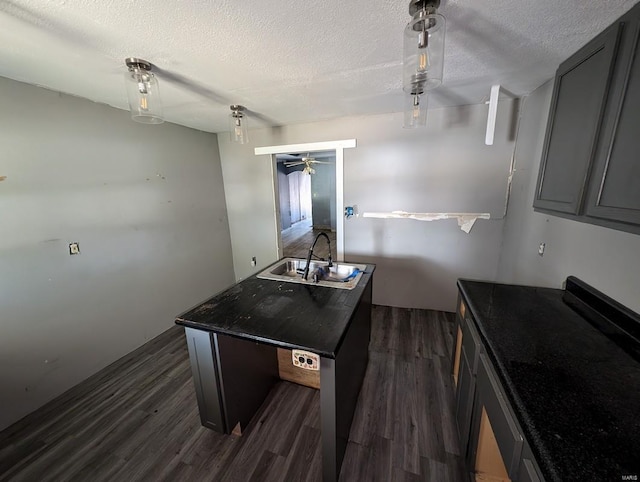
255 139 356 262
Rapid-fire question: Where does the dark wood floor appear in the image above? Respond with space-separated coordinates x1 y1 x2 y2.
0 306 464 482
282 219 337 261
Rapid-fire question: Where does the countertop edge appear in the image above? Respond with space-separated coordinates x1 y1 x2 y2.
456 278 563 482
175 318 337 358
175 262 376 360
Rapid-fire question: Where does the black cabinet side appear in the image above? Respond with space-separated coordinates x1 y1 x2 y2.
216 333 279 433
184 327 227 433
320 276 373 482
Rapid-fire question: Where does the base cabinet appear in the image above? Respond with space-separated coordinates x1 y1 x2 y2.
454 298 545 482
455 304 482 462
453 297 485 476
456 350 474 459
469 354 523 480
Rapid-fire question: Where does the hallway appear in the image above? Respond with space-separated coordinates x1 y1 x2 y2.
281 219 337 261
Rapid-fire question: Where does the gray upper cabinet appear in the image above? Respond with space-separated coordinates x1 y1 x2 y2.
534 23 622 214
534 2 640 235
585 9 640 225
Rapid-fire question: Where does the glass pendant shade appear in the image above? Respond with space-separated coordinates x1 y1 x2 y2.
403 10 445 94
404 91 428 128
124 59 164 124
229 106 249 144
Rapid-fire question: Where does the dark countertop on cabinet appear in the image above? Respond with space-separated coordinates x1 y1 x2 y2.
175 262 375 359
458 279 640 482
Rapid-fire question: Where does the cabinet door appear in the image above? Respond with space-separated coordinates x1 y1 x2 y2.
452 296 465 386
534 23 622 214
452 323 463 386
586 13 640 225
455 349 475 458
455 312 483 463
518 443 544 482
462 314 481 374
474 353 524 479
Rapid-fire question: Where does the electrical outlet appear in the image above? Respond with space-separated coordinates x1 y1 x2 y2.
292 350 319 371
251 256 257 267
69 242 80 255
344 206 354 218
344 205 359 219
538 242 545 257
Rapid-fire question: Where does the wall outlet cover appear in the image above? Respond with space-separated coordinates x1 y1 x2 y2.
69 242 80 255
291 350 319 371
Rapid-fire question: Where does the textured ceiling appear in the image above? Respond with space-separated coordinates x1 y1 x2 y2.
0 0 638 133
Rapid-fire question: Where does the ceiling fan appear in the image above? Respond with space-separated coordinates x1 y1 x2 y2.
283 154 333 175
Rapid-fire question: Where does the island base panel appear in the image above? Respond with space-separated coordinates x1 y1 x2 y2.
184 328 279 435
320 279 372 481
184 327 226 433
216 333 279 433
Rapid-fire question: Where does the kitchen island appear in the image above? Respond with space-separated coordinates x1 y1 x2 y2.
175 260 375 482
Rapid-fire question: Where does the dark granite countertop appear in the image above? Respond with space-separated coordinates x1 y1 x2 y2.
458 279 640 482
175 262 375 358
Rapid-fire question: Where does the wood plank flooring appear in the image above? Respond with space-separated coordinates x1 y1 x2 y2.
282 219 337 261
0 306 464 482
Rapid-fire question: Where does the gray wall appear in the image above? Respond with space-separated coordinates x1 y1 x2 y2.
277 162 292 230
497 80 640 313
311 159 336 230
219 102 517 311
0 77 235 431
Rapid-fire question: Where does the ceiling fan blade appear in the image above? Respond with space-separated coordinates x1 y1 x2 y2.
284 161 304 167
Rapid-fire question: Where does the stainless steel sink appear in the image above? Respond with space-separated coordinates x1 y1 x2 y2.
256 258 367 290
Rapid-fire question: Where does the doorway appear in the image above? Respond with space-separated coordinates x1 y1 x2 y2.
254 139 356 262
276 151 337 260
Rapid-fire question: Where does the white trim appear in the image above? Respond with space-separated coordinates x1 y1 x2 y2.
255 139 356 262
269 154 283 260
254 139 356 156
335 148 345 262
485 84 500 146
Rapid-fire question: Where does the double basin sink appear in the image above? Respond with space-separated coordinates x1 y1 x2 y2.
256 258 366 290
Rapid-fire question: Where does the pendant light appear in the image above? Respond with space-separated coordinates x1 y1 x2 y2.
229 105 248 144
403 0 445 128
404 88 429 128
124 58 164 124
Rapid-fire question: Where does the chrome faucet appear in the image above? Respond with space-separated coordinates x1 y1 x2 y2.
302 232 333 280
